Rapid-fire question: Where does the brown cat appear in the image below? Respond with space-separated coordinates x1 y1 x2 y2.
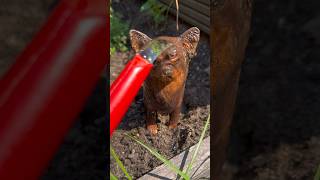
129 27 200 135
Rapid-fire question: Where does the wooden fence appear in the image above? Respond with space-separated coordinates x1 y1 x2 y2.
159 0 210 34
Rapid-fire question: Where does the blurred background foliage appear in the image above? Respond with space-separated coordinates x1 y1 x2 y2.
110 0 170 54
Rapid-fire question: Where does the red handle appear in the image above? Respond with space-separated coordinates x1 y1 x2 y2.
0 0 107 179
110 54 153 136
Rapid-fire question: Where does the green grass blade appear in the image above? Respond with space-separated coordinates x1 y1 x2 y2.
126 134 190 180
110 146 133 180
315 164 320 180
110 172 118 180
184 115 210 175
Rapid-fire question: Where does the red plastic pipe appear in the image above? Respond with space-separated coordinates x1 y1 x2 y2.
110 54 153 136
0 0 107 179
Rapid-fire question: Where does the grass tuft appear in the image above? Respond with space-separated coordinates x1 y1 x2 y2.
125 133 190 180
110 146 133 180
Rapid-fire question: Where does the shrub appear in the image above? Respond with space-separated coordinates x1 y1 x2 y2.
110 6 129 54
140 0 169 27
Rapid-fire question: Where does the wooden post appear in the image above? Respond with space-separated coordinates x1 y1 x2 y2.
211 0 252 179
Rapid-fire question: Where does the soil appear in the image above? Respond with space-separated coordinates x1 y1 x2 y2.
110 0 210 178
225 0 320 179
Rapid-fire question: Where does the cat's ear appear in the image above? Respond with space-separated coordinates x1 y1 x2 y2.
130 30 152 53
180 27 200 58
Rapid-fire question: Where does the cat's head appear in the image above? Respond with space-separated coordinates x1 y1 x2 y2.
130 27 200 81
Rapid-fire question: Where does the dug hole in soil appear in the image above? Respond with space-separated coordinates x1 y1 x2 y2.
110 0 210 178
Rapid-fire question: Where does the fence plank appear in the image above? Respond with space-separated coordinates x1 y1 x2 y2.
160 0 210 34
195 0 210 6
166 7 209 33
161 0 210 16
180 0 210 16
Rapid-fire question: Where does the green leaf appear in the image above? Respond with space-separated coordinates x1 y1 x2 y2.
110 146 133 180
125 134 190 180
140 0 168 25
110 6 129 53
110 172 118 180
185 115 210 176
140 2 151 12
